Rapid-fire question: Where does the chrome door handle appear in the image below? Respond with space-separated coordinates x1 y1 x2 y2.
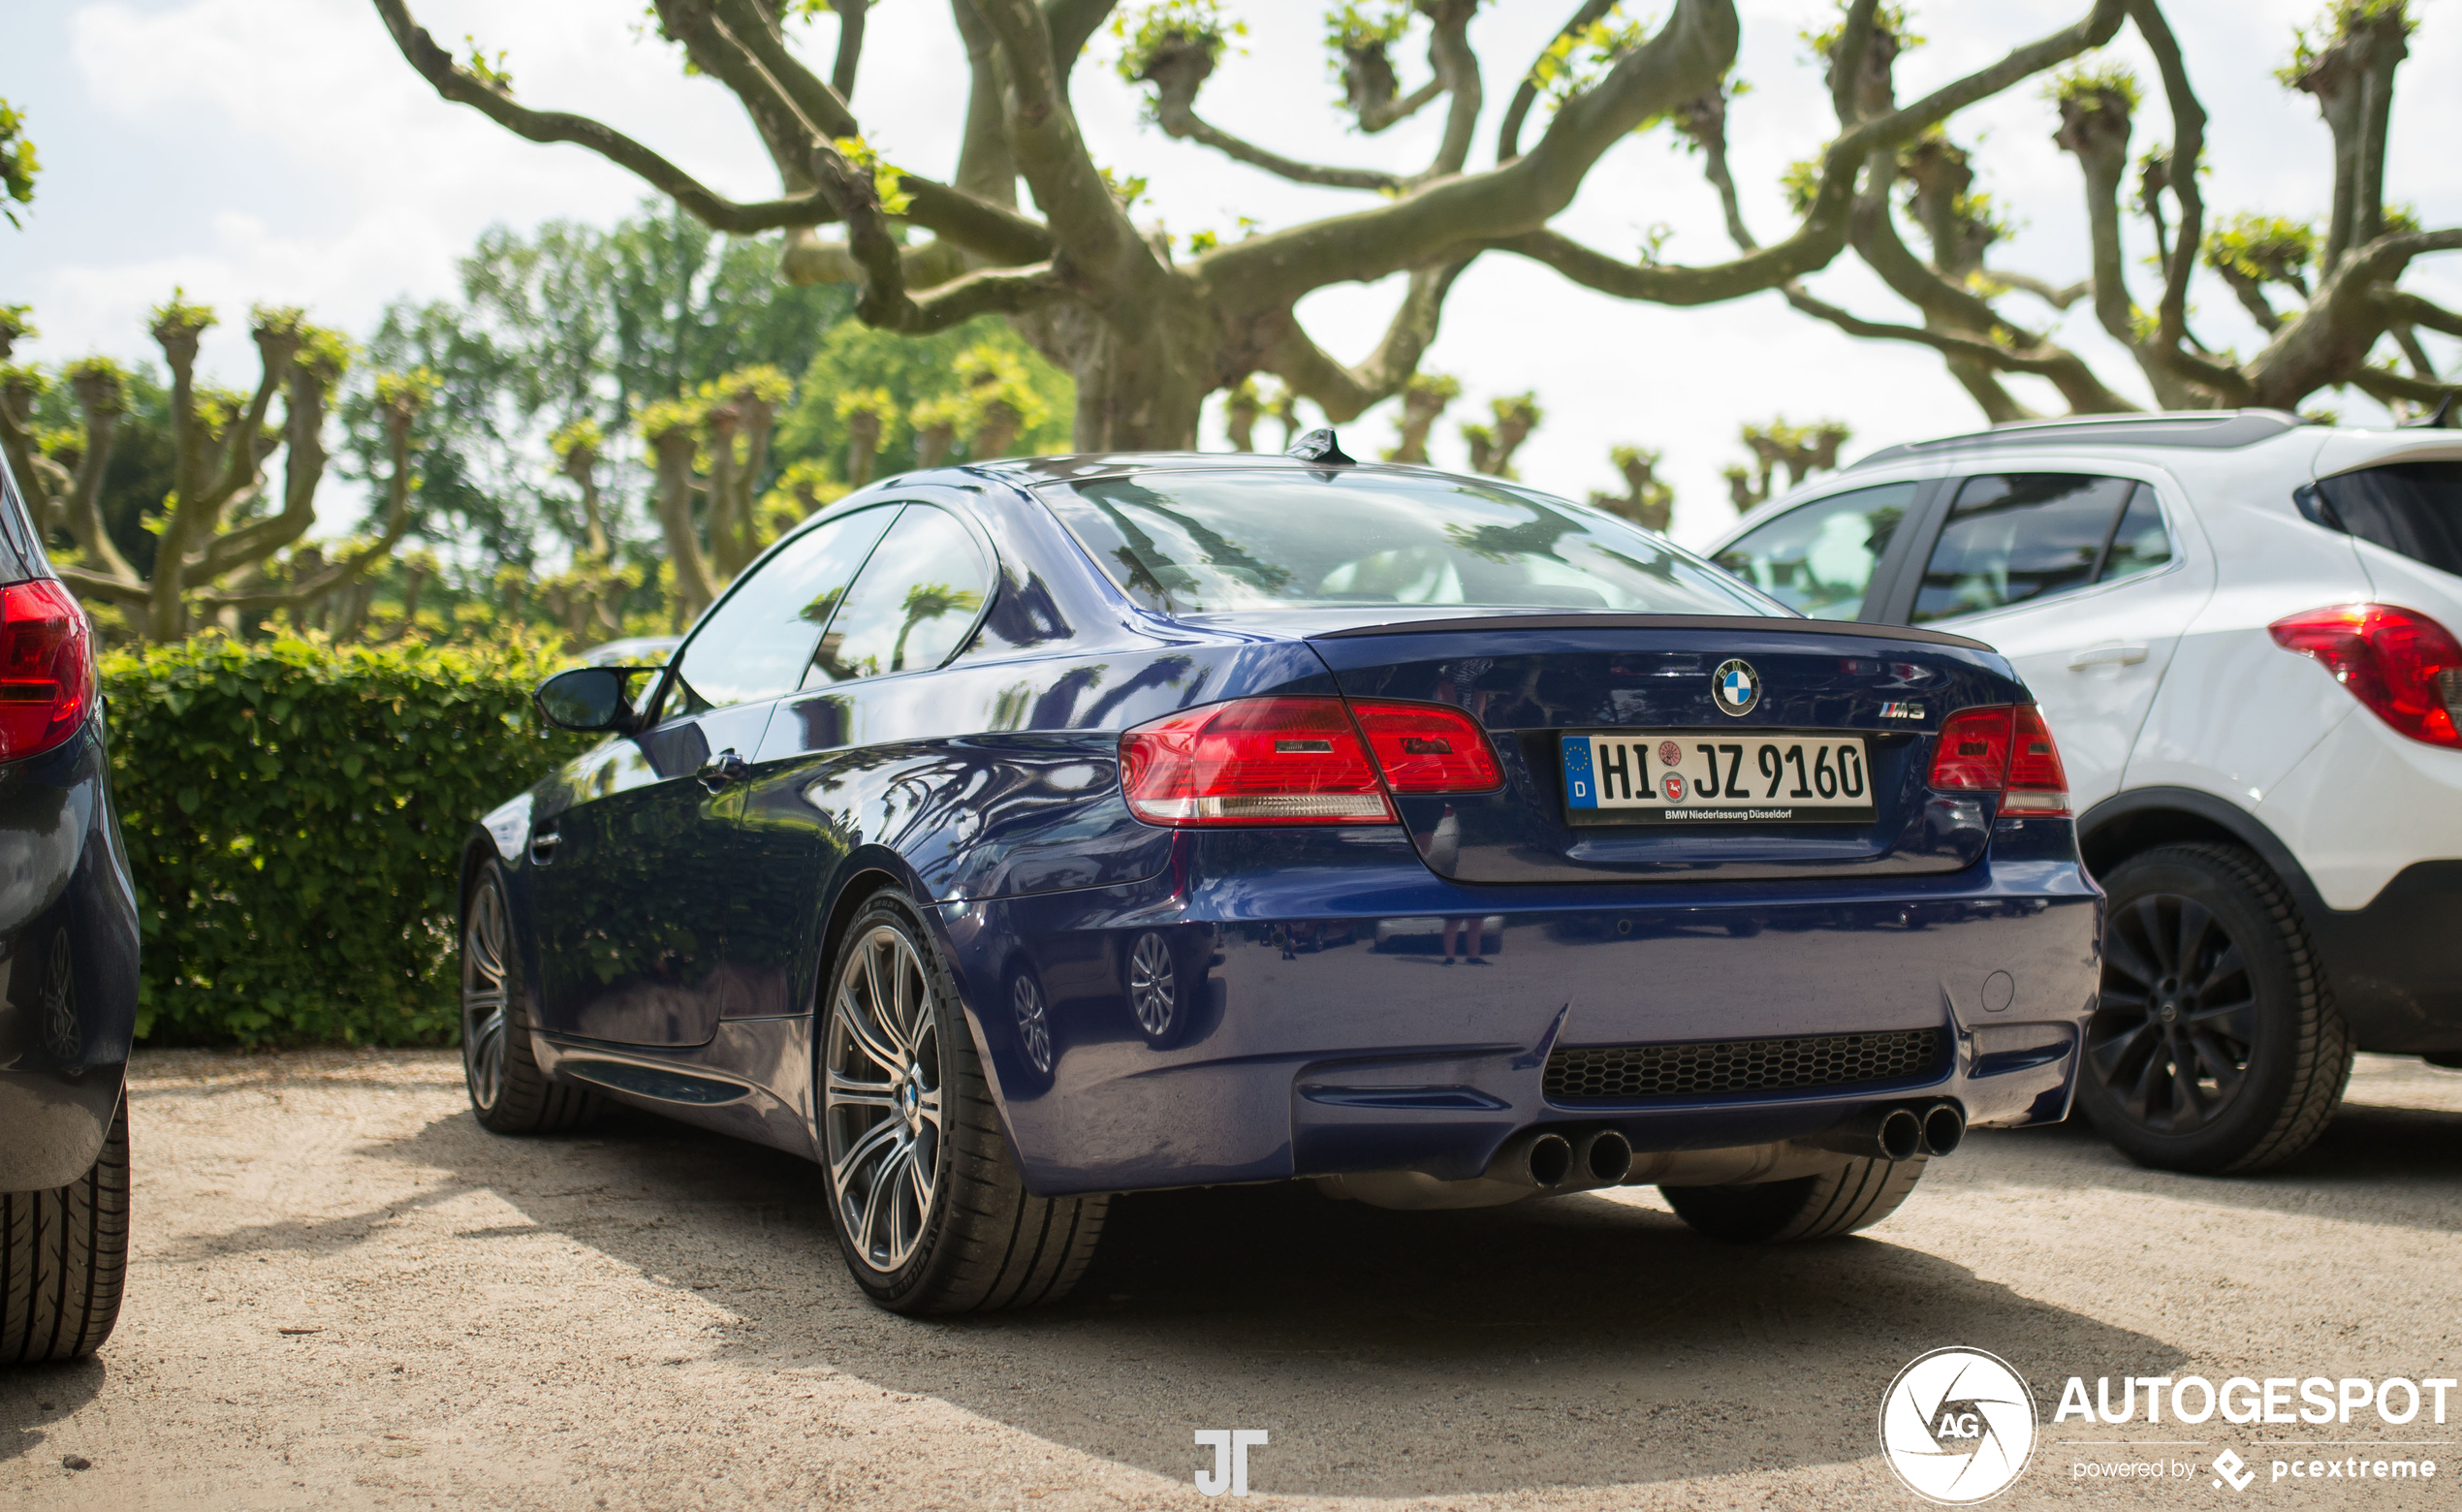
529 823 561 866
696 748 750 791
2067 644 2148 669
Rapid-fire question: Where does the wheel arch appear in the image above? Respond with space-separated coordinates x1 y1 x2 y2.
2076 786 2325 913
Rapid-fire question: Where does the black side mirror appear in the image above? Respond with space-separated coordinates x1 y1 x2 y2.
534 667 647 733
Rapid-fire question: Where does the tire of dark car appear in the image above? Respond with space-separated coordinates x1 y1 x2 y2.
1659 1154 1928 1243
2077 843 2352 1175
1 1096 130 1363
818 892 1105 1314
461 862 597 1137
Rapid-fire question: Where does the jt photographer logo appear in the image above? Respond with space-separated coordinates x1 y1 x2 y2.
1879 1348 2038 1504
1193 1429 1267 1497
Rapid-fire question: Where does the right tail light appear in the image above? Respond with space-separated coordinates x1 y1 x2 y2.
0 579 96 762
2269 603 2462 748
1928 704 2069 815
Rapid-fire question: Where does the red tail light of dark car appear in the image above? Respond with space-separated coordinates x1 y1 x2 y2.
1120 696 1500 826
1928 704 2069 815
0 579 95 762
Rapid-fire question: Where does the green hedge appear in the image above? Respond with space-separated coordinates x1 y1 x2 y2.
103 634 586 1045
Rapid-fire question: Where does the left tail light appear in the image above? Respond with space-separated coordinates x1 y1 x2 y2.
0 579 95 762
1119 695 1500 827
2269 603 2462 748
1927 704 2069 815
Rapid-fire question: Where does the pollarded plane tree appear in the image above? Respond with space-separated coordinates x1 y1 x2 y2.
0 299 428 642
373 0 2137 454
1682 0 2462 422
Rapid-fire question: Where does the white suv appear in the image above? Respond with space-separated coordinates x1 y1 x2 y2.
1706 410 2462 1174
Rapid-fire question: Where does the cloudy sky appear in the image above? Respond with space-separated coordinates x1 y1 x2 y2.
7 0 2460 549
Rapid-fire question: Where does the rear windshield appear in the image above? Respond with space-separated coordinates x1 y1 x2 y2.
2308 461 2462 578
1039 469 1780 616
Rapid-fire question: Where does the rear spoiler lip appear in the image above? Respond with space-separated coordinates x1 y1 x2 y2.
1304 612 1995 653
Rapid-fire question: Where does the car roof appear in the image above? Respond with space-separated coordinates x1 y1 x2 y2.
962 452 1477 488
1847 410 2312 469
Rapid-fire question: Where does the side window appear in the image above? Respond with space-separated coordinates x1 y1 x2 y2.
1912 474 2155 623
807 505 994 685
668 506 898 715
2099 484 2173 583
1713 483 1916 620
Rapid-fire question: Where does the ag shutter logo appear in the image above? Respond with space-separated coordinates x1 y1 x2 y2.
1879 1348 2038 1503
1713 658 1761 716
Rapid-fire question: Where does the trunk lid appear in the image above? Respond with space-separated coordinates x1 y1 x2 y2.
1294 613 2029 885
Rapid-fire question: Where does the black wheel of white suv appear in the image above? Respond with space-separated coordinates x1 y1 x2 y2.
818 892 1105 1314
2078 843 2352 1175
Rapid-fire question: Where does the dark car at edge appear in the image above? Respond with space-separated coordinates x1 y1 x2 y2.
0 451 140 1365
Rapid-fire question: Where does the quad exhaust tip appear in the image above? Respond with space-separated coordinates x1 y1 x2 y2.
1922 1101 1965 1157
1578 1128 1632 1186
1876 1107 1923 1162
1524 1132 1574 1188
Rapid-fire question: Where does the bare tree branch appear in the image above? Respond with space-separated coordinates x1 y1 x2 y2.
53 568 151 608
1263 258 1472 420
2350 366 2462 405
1215 0 2123 313
811 136 1071 333
375 0 839 232
1496 0 1615 163
1422 1 1483 180
972 0 1157 300
1990 271 2091 309
1782 283 2142 412
2383 290 2462 339
1042 0 1117 105
656 0 832 194
2128 1 2207 363
831 0 868 100
710 0 860 137
1829 0 1882 124
1145 46 1402 193
951 0 1019 205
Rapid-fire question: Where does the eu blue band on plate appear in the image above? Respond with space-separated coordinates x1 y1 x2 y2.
1562 737 1596 809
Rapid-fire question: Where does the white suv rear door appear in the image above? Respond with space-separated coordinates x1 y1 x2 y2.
1897 469 2214 811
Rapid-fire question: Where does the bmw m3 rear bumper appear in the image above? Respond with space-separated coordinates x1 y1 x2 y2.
931 830 2102 1198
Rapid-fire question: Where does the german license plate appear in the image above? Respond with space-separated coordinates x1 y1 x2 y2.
1562 733 1876 823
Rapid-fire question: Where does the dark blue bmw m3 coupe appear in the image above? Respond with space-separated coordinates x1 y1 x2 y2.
468 435 2101 1315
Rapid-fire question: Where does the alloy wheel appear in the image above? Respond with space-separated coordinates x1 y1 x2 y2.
824 925 944 1274
461 880 511 1114
1013 974 1053 1074
2088 893 2259 1135
1127 931 1177 1038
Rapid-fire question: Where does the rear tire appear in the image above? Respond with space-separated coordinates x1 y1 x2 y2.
2 1095 129 1363
820 892 1105 1315
461 861 596 1136
1660 1155 1927 1242
2077 843 2351 1174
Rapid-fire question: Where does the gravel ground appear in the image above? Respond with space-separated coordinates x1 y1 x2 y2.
2 1049 2457 1511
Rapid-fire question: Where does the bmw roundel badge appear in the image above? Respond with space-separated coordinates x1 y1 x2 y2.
1713 658 1761 717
